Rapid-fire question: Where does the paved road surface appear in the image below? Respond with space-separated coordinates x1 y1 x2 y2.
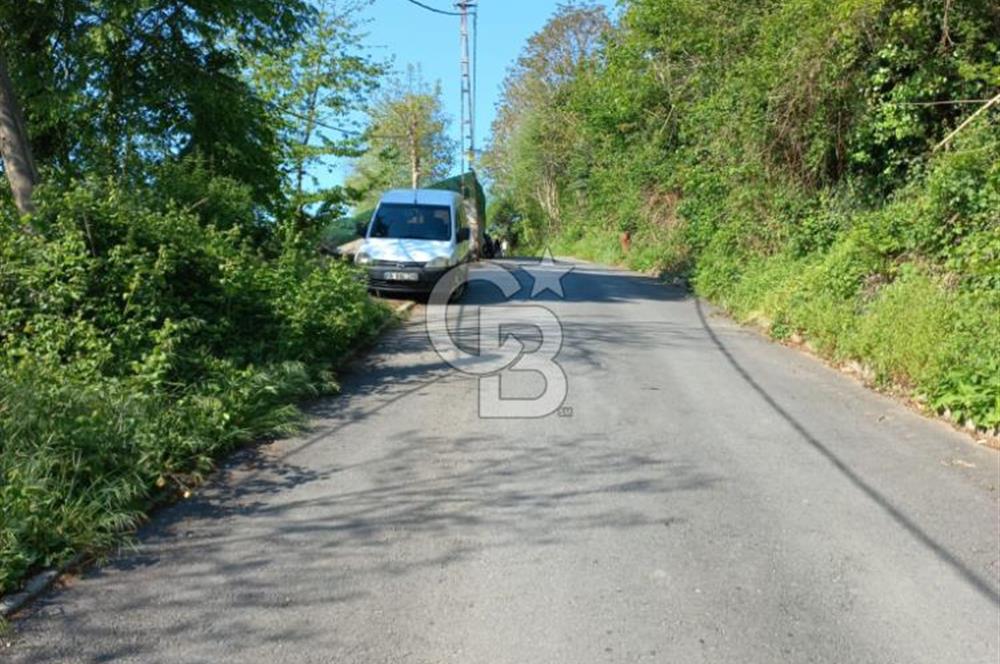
5 259 999 663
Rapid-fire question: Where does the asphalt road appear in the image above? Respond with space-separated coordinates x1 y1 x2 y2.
5 258 999 663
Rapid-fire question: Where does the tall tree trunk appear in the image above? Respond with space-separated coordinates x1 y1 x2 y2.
0 54 38 215
409 119 420 188
294 68 322 221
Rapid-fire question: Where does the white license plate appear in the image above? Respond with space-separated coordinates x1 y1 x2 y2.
384 271 418 282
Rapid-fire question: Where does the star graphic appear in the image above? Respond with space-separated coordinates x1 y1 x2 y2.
523 249 573 298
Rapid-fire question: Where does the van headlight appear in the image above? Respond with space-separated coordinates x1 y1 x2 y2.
355 251 373 266
425 256 452 269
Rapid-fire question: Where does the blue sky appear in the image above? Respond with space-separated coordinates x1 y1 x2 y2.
326 0 565 187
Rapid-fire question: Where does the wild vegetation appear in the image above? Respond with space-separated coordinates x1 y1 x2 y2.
345 66 457 210
1 0 996 600
0 1 391 593
485 0 999 432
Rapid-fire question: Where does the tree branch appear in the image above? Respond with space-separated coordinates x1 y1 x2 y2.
933 91 1000 152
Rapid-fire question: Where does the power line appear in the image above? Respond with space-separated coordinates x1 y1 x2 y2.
401 0 464 16
896 99 995 106
396 0 480 171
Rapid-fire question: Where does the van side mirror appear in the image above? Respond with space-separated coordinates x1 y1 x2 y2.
355 221 368 237
457 227 470 242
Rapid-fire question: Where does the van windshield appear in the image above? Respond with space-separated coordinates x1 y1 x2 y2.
369 204 452 241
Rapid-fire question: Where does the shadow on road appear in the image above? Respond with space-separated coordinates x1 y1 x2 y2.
693 298 1000 607
11 259 994 664
9 264 718 661
14 428 717 660
461 258 688 305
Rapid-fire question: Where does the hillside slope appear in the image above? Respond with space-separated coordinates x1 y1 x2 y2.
484 0 1000 432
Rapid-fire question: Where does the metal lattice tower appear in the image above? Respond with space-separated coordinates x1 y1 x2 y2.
457 1 476 173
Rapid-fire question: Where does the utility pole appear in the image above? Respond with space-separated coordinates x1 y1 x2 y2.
456 0 480 255
457 1 476 173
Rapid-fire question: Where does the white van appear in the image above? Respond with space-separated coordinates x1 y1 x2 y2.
354 189 471 297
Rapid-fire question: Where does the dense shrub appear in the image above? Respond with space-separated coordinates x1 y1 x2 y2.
487 0 1000 430
0 179 388 592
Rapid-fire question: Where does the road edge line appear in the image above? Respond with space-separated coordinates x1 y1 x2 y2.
1 555 84 619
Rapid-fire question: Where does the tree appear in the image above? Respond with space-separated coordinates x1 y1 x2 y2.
347 67 455 207
483 3 610 233
250 0 384 226
0 54 37 215
0 0 313 212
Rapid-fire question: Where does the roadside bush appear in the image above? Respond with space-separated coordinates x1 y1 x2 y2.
0 179 388 593
490 0 999 432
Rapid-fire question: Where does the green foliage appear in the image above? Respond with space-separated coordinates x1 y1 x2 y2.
0 0 314 205
482 3 611 235
486 195 525 246
489 0 1000 430
0 180 388 593
0 0 401 599
1 0 383 223
346 66 456 208
249 0 385 225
